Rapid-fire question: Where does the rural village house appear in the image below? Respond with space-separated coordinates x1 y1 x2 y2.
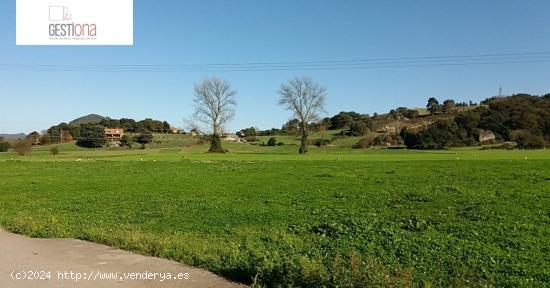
478 129 496 142
104 128 124 142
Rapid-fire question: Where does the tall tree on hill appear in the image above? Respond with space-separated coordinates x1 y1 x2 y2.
427 97 441 115
76 125 106 148
192 77 237 153
442 99 456 113
278 76 327 154
0 137 10 152
162 121 171 133
281 119 300 133
26 131 40 145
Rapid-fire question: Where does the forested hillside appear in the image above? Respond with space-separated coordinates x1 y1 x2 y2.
401 94 550 149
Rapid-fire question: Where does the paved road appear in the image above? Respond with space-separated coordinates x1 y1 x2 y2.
0 229 245 288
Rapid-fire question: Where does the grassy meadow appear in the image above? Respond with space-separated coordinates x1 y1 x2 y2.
0 138 549 287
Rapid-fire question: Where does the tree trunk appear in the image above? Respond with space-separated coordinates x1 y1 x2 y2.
209 133 224 153
299 125 308 154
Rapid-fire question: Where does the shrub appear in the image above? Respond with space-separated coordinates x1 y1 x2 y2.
267 137 277 146
0 141 10 152
511 130 546 149
197 135 211 145
26 131 41 145
245 136 258 142
13 139 32 156
373 133 400 146
480 142 517 150
242 127 257 137
136 131 154 145
39 133 52 145
277 142 284 146
404 120 461 149
313 138 332 147
403 109 419 119
120 135 134 149
347 121 370 136
136 131 154 149
353 138 372 149
354 134 401 149
50 146 59 156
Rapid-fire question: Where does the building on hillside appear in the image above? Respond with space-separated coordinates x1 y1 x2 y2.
478 129 496 143
104 128 124 142
170 128 182 134
236 130 246 137
223 133 244 143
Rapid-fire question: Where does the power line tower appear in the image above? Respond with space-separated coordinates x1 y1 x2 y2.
498 87 503 97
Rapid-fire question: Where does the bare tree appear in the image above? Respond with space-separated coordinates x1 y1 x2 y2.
278 76 327 154
192 77 237 153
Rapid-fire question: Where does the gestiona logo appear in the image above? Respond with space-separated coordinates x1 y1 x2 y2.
17 0 132 46
48 6 97 40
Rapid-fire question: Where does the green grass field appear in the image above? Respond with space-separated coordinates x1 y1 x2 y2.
0 143 549 287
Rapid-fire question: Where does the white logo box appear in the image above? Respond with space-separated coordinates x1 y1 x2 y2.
16 0 133 45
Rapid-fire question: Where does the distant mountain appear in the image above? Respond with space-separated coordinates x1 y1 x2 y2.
0 133 26 140
69 114 106 126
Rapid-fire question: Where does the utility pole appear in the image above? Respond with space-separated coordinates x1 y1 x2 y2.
498 87 502 97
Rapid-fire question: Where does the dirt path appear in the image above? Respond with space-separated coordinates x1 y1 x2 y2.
0 229 246 288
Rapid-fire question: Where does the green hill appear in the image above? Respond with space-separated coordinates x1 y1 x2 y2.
0 133 26 140
69 114 106 126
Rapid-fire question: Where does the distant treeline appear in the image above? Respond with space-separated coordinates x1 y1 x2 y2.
4 94 549 151
402 94 550 149
43 118 172 144
248 111 375 138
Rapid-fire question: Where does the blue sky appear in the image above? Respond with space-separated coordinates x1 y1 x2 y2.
1 0 549 134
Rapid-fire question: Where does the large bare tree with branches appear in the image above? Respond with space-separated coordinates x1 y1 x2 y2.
278 76 327 154
193 77 237 153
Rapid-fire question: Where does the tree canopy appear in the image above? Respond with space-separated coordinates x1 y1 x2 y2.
192 77 237 153
278 76 327 154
